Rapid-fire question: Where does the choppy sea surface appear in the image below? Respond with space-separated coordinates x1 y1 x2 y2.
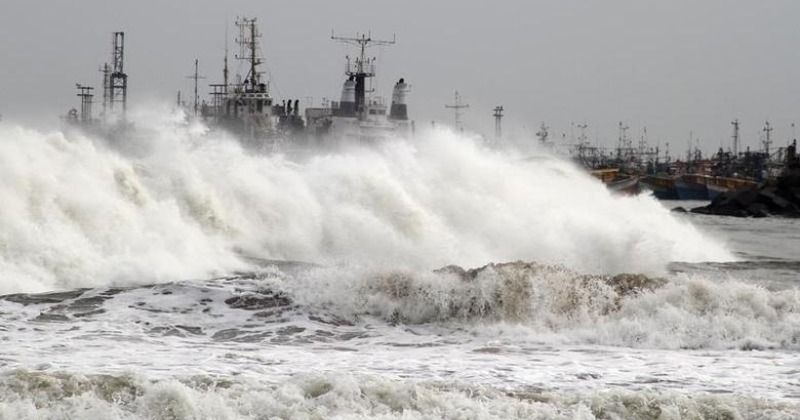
0 117 798 419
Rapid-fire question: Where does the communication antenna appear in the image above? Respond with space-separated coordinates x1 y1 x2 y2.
235 17 264 92
76 84 94 123
763 120 773 156
224 22 229 90
186 59 206 116
617 121 630 159
331 31 396 77
445 91 469 132
731 118 740 156
99 63 111 117
108 32 128 116
493 106 504 140
331 31 396 115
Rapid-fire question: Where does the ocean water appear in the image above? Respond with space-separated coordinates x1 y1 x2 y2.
0 110 798 419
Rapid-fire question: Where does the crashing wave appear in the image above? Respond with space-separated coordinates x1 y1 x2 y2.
0 113 731 295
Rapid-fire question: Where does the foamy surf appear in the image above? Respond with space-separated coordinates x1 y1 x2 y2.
0 370 797 419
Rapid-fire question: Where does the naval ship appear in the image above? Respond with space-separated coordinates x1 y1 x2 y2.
200 17 413 149
65 17 413 151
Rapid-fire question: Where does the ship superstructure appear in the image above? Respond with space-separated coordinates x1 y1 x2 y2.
202 17 303 150
304 32 412 143
64 17 413 148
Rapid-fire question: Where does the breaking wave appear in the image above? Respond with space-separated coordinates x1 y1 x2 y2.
0 370 796 419
0 105 732 294
3 261 798 350
288 261 800 350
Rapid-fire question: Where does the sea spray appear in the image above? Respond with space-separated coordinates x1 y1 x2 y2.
0 106 732 294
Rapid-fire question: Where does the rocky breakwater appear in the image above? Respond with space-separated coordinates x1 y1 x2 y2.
691 143 800 218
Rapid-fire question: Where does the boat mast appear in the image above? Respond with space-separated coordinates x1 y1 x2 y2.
493 106 504 141
186 59 205 117
223 23 229 93
235 17 264 92
331 31 396 117
445 91 469 132
731 118 740 156
763 120 773 156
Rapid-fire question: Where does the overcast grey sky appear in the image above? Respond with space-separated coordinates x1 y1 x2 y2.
1 0 799 154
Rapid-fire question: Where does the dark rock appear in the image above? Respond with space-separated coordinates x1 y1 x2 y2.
4 289 87 305
746 202 770 218
733 189 759 208
224 292 291 310
33 313 70 322
691 171 800 218
175 325 204 335
671 207 688 213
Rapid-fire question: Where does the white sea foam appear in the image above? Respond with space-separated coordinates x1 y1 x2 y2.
0 105 732 294
0 370 797 420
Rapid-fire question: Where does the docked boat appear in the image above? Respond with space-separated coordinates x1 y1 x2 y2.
674 174 709 200
704 176 758 200
607 175 641 195
590 169 641 195
640 174 678 200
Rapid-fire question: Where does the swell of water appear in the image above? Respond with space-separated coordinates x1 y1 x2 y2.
0 106 732 294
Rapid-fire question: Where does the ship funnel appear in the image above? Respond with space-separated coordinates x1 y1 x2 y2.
339 76 357 117
389 78 409 120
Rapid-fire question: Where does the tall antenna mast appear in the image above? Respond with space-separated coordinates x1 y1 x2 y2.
617 121 630 159
223 22 229 92
493 106 504 140
76 84 94 123
109 32 128 116
99 63 110 117
331 31 396 116
731 118 740 156
186 59 206 116
763 120 773 156
235 17 264 92
445 91 469 132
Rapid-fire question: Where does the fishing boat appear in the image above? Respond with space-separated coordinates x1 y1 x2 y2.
705 176 758 200
590 169 641 195
640 174 678 200
674 174 709 200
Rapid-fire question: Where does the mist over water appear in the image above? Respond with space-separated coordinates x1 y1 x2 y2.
0 105 733 294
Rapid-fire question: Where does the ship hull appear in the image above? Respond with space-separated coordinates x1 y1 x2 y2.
640 175 678 200
607 176 641 195
675 177 709 200
706 183 727 200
